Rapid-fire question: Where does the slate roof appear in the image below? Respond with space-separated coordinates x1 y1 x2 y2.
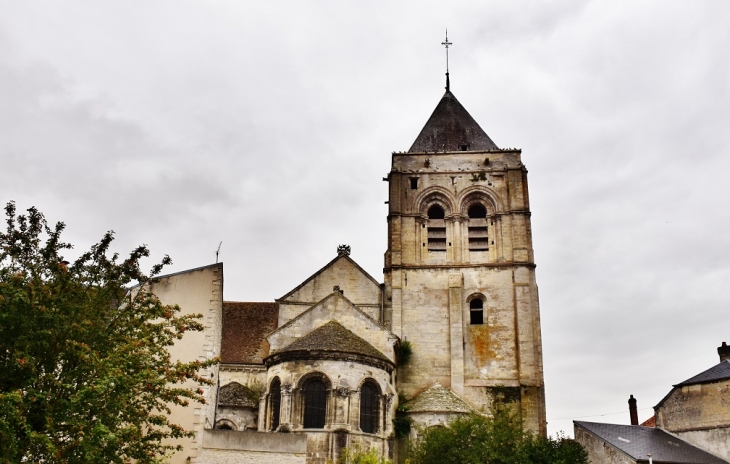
220 302 279 363
407 383 473 414
408 90 498 153
575 421 729 464
675 360 730 387
274 321 389 363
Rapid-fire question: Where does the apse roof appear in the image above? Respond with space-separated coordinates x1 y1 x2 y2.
574 421 728 464
408 90 498 152
275 320 389 363
407 383 473 414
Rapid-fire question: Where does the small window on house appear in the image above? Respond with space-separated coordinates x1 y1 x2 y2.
360 381 380 434
270 378 281 431
303 378 327 429
467 204 489 252
459 143 470 151
410 177 419 189
427 205 447 252
470 298 484 325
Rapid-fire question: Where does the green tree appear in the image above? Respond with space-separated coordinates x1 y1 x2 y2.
331 443 391 464
0 202 216 463
408 408 587 464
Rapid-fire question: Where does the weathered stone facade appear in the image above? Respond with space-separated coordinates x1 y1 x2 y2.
158 86 547 463
655 360 730 461
383 91 545 434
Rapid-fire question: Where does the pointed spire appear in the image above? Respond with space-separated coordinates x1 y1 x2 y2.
408 91 498 152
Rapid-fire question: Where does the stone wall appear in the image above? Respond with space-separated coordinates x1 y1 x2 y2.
216 364 267 431
148 263 223 464
384 148 546 435
262 359 395 436
268 292 397 365
278 255 382 325
656 378 730 460
574 426 636 464
198 429 306 464
672 427 730 462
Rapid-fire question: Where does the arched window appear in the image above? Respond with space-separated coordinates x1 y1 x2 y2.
303 378 327 428
470 298 484 325
427 204 447 252
269 378 281 431
360 381 380 434
467 204 489 251
215 420 235 430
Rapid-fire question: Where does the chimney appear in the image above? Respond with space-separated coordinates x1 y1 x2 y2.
719 342 730 362
629 395 638 426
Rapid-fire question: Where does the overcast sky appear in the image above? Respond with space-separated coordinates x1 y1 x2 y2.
2 0 730 437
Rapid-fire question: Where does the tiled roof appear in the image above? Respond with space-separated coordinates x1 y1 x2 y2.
407 383 473 414
408 90 498 153
275 321 389 363
218 381 258 408
640 415 656 428
675 360 730 387
574 421 729 464
220 302 278 363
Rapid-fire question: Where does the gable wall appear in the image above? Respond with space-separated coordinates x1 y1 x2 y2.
148 264 223 464
574 427 636 464
656 379 730 460
657 379 730 431
279 257 382 326
269 295 396 363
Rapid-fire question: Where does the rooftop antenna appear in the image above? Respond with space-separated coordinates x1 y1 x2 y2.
215 241 222 263
441 29 452 92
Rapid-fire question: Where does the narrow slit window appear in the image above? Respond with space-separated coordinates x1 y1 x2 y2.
467 204 489 251
470 299 484 325
410 177 419 190
427 205 447 252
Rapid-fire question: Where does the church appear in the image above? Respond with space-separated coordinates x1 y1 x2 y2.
150 76 547 463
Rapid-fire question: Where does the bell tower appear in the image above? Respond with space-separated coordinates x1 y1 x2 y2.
383 85 546 434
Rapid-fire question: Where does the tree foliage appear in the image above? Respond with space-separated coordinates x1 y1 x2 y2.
0 202 216 463
331 443 391 464
407 408 588 464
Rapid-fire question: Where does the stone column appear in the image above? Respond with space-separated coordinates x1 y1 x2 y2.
279 383 294 431
448 273 465 395
258 394 267 431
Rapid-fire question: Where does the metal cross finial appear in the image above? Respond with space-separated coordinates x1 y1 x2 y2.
442 29 452 71
441 29 452 91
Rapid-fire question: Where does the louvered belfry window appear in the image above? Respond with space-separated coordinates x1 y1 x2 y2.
270 378 281 431
467 204 489 251
360 382 379 434
303 378 327 428
427 204 447 252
